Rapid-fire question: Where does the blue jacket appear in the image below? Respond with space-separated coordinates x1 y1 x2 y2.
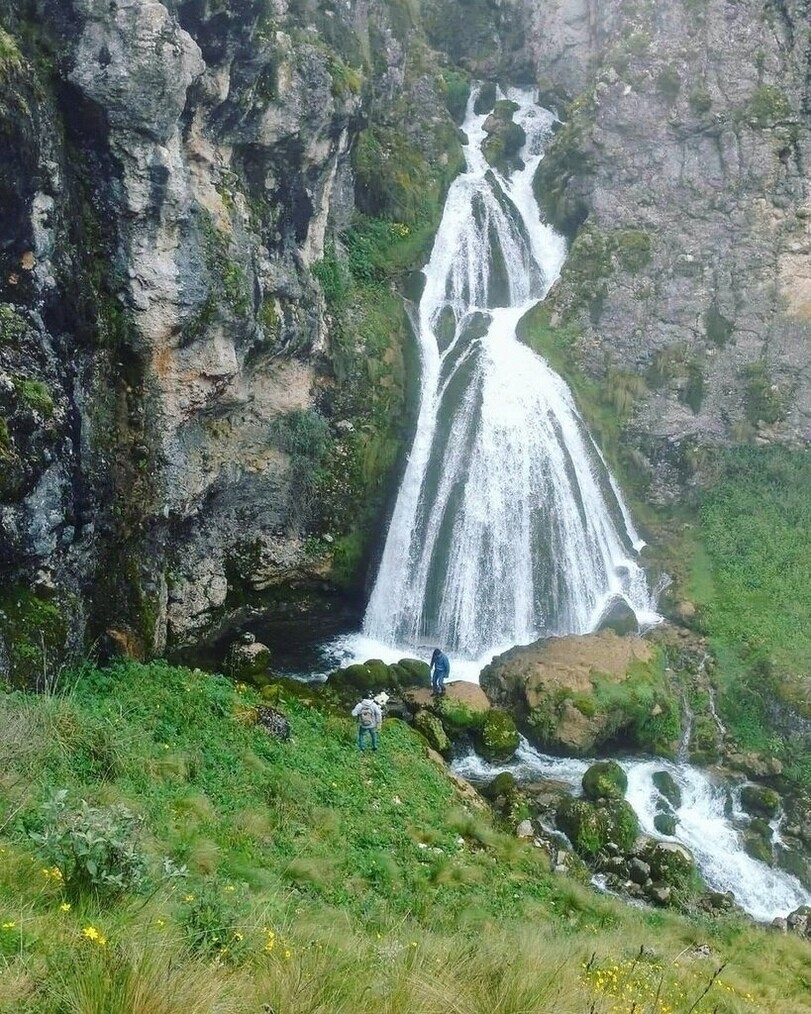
432 652 450 678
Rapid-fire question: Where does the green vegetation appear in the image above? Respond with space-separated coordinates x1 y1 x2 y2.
689 448 811 752
0 27 22 77
0 587 68 689
14 378 53 418
656 66 682 103
742 362 786 425
745 84 792 128
532 94 595 239
327 55 363 97
0 660 807 1011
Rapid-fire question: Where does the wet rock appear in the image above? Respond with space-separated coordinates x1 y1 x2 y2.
637 840 694 890
652 771 682 808
330 658 430 694
482 771 518 800
595 595 638 637
740 784 781 819
556 797 639 859
787 905 811 938
648 884 672 906
653 813 677 836
629 858 651 885
725 752 783 779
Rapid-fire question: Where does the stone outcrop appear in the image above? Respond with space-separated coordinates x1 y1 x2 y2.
508 0 811 500
0 0 463 679
480 630 679 755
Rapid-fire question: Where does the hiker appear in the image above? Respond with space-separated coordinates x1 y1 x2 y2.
430 648 450 696
351 695 383 752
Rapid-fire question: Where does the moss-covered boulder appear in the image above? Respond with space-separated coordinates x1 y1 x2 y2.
475 708 519 761
481 99 526 173
556 797 639 859
652 770 682 808
740 784 781 819
413 710 451 756
482 771 518 800
480 631 678 756
436 682 490 732
654 813 677 836
582 760 627 801
637 839 695 891
329 657 430 694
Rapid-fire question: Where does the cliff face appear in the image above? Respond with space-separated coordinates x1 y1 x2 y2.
0 0 462 679
512 0 811 500
1 0 809 681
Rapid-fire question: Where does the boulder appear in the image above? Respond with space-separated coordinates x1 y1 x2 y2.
555 797 639 859
329 657 430 694
652 770 682 808
582 760 628 801
226 637 271 681
413 710 451 756
740 783 781 819
480 630 674 755
475 708 520 762
653 813 677 836
255 705 291 741
516 819 534 839
637 840 694 890
482 771 518 800
436 682 491 731
596 595 639 637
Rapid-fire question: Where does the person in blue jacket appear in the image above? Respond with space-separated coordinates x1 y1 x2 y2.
430 648 450 696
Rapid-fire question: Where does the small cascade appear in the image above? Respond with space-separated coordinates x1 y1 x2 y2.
677 693 694 762
453 739 811 922
707 685 727 744
360 86 658 664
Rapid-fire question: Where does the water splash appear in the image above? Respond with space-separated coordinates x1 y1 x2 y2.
362 87 657 661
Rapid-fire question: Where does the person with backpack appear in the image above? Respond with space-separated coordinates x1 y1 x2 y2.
430 648 450 696
351 695 383 752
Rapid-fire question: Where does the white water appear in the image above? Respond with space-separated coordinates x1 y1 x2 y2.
358 87 657 665
453 739 811 922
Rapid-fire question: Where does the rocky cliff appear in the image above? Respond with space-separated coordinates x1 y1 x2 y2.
1 0 809 681
513 0 811 501
0 0 465 680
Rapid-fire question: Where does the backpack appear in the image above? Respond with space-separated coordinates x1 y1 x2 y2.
358 703 376 729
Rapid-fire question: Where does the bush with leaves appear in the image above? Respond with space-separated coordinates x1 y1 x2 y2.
29 790 148 898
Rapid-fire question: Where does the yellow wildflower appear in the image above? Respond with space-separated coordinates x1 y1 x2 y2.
82 925 107 946
156 919 166 928
184 893 195 902
1 921 16 930
59 903 71 912
284 948 291 959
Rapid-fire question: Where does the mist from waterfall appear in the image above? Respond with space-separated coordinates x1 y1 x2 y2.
360 87 657 666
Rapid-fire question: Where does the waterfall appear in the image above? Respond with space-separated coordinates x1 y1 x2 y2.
454 740 811 922
361 87 657 664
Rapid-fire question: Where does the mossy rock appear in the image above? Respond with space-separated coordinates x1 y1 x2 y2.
743 831 773 865
556 797 639 859
395 658 431 685
476 708 519 762
329 657 430 694
638 840 694 890
225 640 271 682
582 760 627 801
652 771 682 809
0 587 70 689
414 710 450 756
473 81 497 115
653 813 677 836
740 784 781 819
482 771 518 800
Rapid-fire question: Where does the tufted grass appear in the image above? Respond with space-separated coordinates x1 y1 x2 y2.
0 661 810 1011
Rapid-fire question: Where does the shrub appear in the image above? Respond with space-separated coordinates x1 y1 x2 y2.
746 84 791 127
29 790 148 898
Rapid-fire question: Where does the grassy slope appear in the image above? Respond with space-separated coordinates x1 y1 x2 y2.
1 662 810 1012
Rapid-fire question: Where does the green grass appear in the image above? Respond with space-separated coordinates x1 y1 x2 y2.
2 661 810 1011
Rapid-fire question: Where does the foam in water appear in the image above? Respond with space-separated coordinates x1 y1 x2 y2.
359 86 657 664
452 740 811 922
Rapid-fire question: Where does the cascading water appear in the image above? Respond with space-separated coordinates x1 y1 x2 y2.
361 87 657 664
453 740 811 922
